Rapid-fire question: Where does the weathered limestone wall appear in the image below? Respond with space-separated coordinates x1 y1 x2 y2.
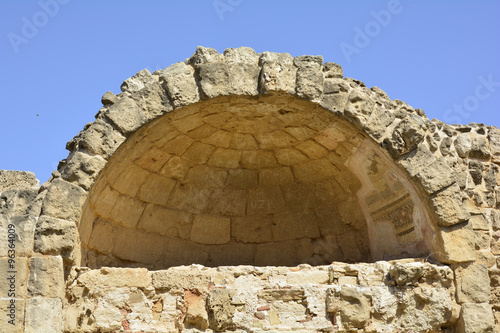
1 46 499 332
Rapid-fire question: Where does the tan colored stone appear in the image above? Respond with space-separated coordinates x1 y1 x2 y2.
93 184 120 219
0 298 25 333
41 178 87 222
455 264 490 304
167 183 211 214
87 218 117 254
315 125 347 150
191 214 231 245
24 298 62 333
225 168 258 189
112 227 166 265
187 123 217 140
134 146 171 173
206 188 247 216
259 167 295 187
437 223 476 264
240 150 279 169
109 163 150 197
182 141 216 164
206 148 241 168
256 131 297 149
292 159 339 182
273 210 320 241
109 194 145 229
284 126 316 141
230 133 258 150
232 215 274 243
0 257 28 299
159 155 191 179
137 204 192 238
77 267 151 288
184 165 227 188
283 182 318 212
184 290 209 330
255 240 298 266
296 140 329 159
162 133 195 156
136 173 176 206
27 256 64 298
274 147 309 165
173 113 204 133
457 303 494 333
247 188 286 215
201 129 233 148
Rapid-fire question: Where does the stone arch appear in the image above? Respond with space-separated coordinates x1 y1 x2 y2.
38 47 473 273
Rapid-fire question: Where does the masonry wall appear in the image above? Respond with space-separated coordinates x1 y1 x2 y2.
1 46 500 332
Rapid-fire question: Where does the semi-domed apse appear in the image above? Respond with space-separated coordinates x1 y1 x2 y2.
79 94 435 270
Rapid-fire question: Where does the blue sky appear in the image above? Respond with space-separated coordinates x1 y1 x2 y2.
1 0 499 184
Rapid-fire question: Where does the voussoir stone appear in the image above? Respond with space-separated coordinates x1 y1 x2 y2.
61 152 106 190
103 96 148 136
34 216 76 256
259 51 296 94
41 178 87 222
160 62 200 107
0 170 39 192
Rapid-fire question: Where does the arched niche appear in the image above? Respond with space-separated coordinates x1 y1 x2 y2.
78 95 435 269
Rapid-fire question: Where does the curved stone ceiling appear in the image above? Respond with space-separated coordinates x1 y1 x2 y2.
80 95 433 269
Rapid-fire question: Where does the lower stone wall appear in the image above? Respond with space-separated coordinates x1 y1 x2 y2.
64 261 488 333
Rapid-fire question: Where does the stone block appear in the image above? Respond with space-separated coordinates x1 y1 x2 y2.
207 148 241 169
112 227 166 265
24 297 63 333
110 163 151 197
489 126 500 164
224 47 260 96
160 62 200 107
60 152 106 190
0 298 25 333
137 204 192 239
256 131 297 149
415 157 455 195
339 286 371 329
0 188 38 216
207 288 235 331
159 156 191 180
152 267 213 292
191 214 230 245
167 183 211 214
66 119 126 159
92 184 119 219
0 257 28 298
272 211 320 241
225 168 258 190
27 256 64 298
206 188 247 216
469 136 491 160
77 267 151 288
197 62 230 98
86 218 117 255
296 64 324 101
455 264 490 304
430 184 470 227
292 158 339 182
104 97 147 136
258 167 294 187
109 194 146 229
247 188 286 215
229 132 258 150
41 178 87 222
437 222 476 264
232 215 273 243
240 150 279 169
470 214 489 230
455 133 472 158
457 303 494 333
184 165 227 188
0 215 35 257
274 148 309 166
0 170 39 191
134 146 171 173
34 216 76 256
136 173 176 206
255 240 297 266
259 51 296 94
182 141 215 164
201 128 233 147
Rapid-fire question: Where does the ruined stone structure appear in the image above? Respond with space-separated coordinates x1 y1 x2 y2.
1 46 500 332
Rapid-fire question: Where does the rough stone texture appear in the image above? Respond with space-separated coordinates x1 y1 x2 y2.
0 170 39 191
457 303 495 333
2 47 500 332
24 297 63 333
27 256 65 298
41 178 87 222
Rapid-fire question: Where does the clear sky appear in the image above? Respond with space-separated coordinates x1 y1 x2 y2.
1 0 499 184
